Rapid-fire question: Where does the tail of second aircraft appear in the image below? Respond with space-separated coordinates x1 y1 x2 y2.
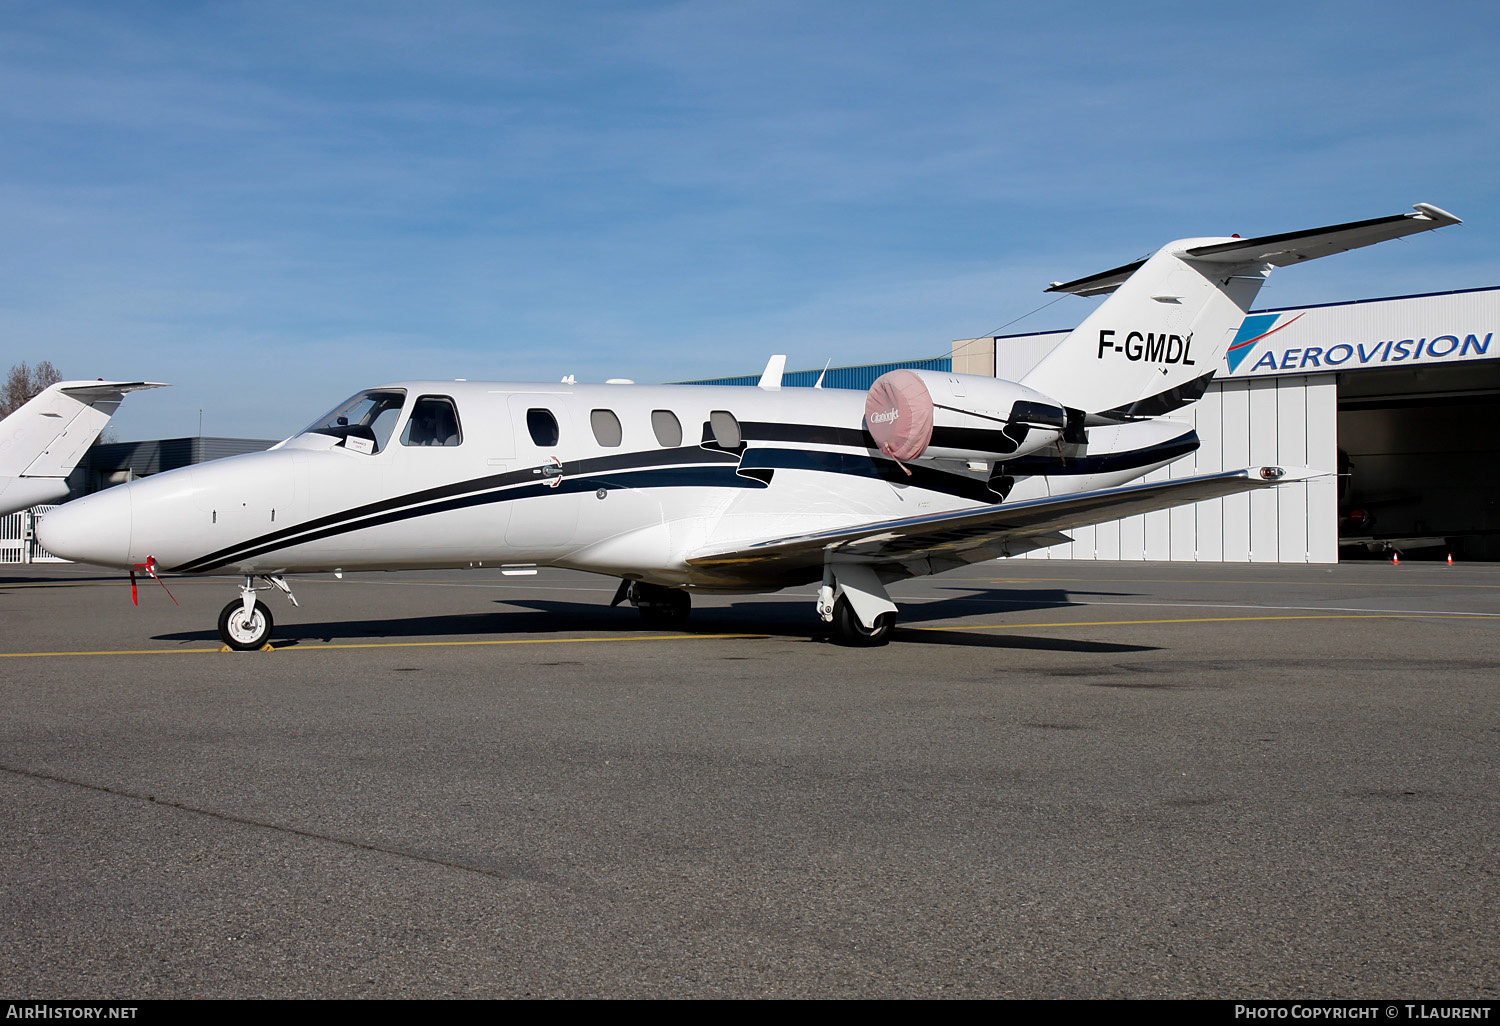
0 380 167 515
1020 203 1462 419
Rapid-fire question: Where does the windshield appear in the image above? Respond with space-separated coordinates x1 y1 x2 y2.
303 389 407 453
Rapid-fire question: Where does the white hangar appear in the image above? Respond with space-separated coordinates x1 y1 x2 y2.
953 286 1500 563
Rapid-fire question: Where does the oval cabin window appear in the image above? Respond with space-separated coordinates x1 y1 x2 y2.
709 410 741 449
651 410 683 448
590 409 623 447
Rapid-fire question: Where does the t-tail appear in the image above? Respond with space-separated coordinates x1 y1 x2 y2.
0 380 167 515
1020 203 1462 420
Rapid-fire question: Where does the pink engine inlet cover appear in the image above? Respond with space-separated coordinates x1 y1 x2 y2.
864 369 934 462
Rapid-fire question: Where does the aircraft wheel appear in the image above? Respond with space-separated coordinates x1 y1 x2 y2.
637 585 690 628
831 594 893 647
218 599 274 651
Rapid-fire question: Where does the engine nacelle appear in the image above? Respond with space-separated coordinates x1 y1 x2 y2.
865 369 1066 464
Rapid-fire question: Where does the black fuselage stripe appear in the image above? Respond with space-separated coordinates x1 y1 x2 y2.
177 464 760 572
175 428 883 572
997 432 1200 476
739 447 1000 503
172 446 738 572
740 422 875 448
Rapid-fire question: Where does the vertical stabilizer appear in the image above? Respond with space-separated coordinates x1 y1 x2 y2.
1021 204 1461 417
0 380 167 515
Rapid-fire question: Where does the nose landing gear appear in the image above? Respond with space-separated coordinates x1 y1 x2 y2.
217 575 299 651
218 598 274 650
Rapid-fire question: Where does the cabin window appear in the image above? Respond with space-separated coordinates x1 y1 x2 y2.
590 409 623 448
401 396 463 447
709 410 741 449
651 410 682 448
526 408 560 447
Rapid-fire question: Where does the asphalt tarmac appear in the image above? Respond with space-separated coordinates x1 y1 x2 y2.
1 558 1497 998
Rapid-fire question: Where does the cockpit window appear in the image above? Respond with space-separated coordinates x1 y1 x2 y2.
401 396 463 447
304 389 407 453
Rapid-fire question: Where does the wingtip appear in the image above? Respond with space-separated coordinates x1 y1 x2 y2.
1253 465 1327 484
1413 202 1462 226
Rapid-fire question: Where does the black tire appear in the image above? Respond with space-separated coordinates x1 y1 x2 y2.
831 594 893 647
636 584 690 628
218 599 274 651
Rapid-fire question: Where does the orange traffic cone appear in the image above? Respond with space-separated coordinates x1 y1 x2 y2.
1391 552 1400 565
1447 553 1454 566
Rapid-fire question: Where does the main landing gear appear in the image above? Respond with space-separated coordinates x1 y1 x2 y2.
217 575 299 650
611 580 692 628
818 563 898 647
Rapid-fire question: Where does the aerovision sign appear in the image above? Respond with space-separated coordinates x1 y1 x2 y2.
1220 288 1498 378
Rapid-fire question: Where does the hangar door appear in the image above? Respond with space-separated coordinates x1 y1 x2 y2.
1018 375 1340 563
1338 362 1500 561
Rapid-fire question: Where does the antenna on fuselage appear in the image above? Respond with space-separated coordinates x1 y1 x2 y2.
758 355 786 391
813 359 831 389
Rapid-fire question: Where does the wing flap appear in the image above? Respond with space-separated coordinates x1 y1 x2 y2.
688 466 1321 577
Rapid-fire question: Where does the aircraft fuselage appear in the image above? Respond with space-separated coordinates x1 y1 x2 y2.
36 379 1191 591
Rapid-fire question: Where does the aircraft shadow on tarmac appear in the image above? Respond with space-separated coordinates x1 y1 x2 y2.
152 585 1157 654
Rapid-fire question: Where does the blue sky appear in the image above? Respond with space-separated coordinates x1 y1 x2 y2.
2 0 1496 440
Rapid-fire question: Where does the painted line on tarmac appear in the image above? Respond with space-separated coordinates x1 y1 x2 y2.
910 612 1494 633
972 575 1500 590
0 633 768 659
0 580 144 589
904 595 1500 618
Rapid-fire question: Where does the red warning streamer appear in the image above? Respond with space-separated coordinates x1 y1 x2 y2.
129 556 179 607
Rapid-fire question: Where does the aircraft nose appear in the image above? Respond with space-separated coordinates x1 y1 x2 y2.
35 487 134 568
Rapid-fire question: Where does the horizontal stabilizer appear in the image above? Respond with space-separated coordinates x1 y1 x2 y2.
59 380 169 398
1045 203 1460 297
689 466 1323 579
1046 259 1148 298
1182 203 1461 266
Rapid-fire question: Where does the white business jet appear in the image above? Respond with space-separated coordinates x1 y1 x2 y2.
0 380 167 516
37 205 1460 648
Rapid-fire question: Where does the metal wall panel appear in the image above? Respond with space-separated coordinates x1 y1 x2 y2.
992 331 1068 382
1220 381 1253 561
1147 463 1175 560
1169 399 1201 561
1194 384 1225 561
1117 485 1147 561
1306 375 1340 563
1248 381 1281 562
1093 503 1121 560
1070 521 1097 560
952 338 995 377
1276 377 1310 562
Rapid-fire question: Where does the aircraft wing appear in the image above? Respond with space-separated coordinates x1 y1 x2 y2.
687 466 1321 582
